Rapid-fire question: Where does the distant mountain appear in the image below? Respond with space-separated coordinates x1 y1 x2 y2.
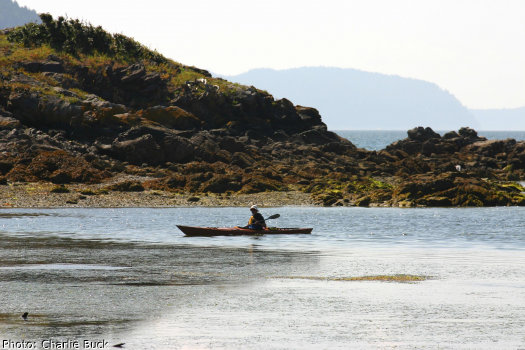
470 107 525 131
224 67 479 130
0 0 40 29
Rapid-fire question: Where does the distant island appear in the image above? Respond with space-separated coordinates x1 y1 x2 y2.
223 67 480 131
0 0 40 29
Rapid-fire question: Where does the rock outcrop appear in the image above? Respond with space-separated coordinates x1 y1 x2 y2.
0 16 524 207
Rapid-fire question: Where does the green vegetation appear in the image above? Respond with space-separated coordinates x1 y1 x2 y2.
0 14 248 111
498 182 525 192
79 189 97 196
302 176 394 206
50 185 70 193
7 13 166 63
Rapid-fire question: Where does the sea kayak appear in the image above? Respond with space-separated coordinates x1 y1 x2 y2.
177 225 313 237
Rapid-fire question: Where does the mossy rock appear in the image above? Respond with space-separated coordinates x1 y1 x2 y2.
136 106 201 129
512 195 525 206
50 185 70 193
201 176 242 193
143 175 187 191
106 181 144 192
419 196 452 207
313 191 343 206
354 196 371 207
239 179 284 194
79 189 97 195
458 195 484 207
498 182 525 193
397 200 414 208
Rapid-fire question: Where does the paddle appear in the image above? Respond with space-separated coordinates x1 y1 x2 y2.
265 214 280 220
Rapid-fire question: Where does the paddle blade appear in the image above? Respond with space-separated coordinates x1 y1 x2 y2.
266 214 280 220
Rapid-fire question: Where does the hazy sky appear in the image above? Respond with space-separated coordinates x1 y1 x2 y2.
14 0 525 110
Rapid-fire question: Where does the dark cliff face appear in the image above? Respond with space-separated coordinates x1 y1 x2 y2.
0 17 357 197
0 16 524 207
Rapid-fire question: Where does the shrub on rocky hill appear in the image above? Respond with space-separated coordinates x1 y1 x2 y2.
7 13 166 63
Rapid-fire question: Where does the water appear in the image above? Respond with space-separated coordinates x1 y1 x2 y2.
335 130 525 150
1 207 524 349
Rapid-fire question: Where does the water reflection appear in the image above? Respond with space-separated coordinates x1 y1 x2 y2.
0 235 320 340
1 207 524 348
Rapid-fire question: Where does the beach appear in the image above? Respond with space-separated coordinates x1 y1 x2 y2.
0 177 316 208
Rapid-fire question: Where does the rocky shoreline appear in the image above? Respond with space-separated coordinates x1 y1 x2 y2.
0 176 316 208
1 17 525 208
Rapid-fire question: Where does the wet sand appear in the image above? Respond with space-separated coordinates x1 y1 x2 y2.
1 207 525 348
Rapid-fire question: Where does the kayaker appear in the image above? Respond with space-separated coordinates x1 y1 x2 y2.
247 205 266 230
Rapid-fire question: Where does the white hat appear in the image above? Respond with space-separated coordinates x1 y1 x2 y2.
250 205 258 210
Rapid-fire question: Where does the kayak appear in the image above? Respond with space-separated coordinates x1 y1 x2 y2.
177 225 313 237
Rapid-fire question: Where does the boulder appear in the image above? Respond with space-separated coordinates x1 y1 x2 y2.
0 108 21 129
20 60 64 73
111 134 164 165
136 106 201 130
296 106 322 125
201 175 242 193
218 136 245 153
407 127 440 141
106 180 145 192
297 128 334 145
442 130 459 139
231 152 254 168
458 127 479 139
119 64 147 84
464 139 516 157
7 91 82 127
163 135 195 163
7 91 40 122
83 94 127 112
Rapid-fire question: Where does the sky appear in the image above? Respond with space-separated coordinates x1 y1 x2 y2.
13 0 525 110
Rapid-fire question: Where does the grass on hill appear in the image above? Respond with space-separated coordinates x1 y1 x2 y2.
1 13 250 104
6 13 166 64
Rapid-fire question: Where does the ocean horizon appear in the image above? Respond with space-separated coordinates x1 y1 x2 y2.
334 130 525 150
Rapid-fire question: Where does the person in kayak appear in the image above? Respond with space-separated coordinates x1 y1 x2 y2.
247 205 266 230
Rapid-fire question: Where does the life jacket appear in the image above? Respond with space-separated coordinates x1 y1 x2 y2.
249 212 266 226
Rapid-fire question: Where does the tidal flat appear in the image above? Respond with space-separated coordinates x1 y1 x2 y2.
1 207 524 349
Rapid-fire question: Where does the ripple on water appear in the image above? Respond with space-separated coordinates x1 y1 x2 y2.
0 207 524 348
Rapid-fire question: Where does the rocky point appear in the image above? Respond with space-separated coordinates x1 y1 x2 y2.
0 15 524 207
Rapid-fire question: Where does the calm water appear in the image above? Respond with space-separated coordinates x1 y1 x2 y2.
335 130 525 150
1 207 524 349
